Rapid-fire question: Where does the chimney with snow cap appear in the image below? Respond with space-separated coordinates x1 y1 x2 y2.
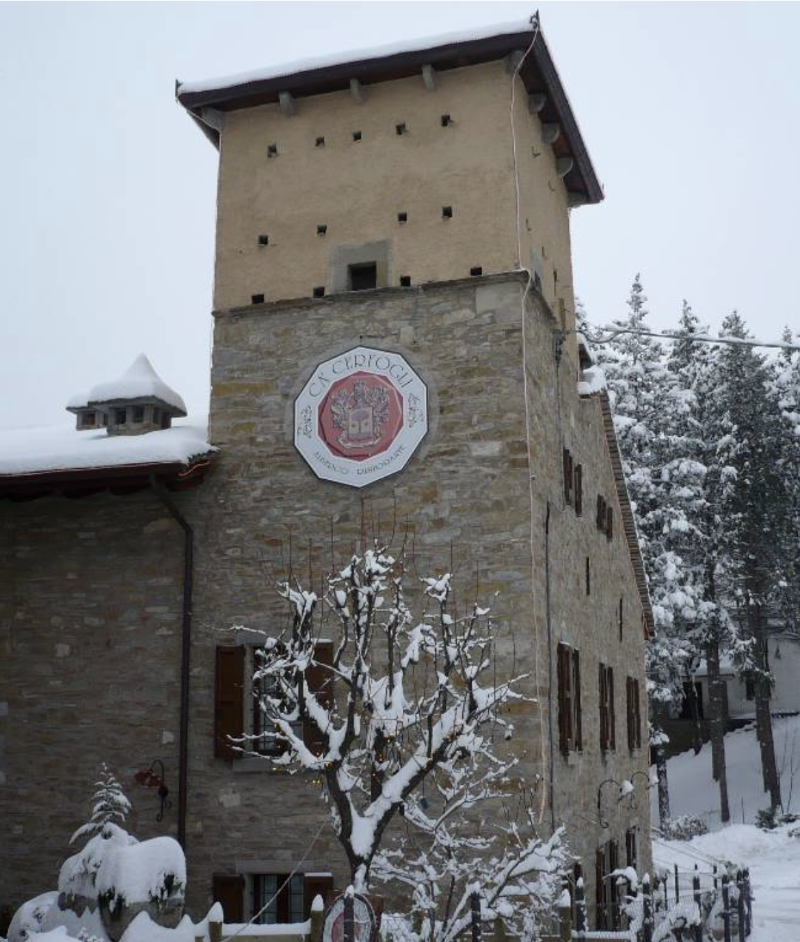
66 353 188 436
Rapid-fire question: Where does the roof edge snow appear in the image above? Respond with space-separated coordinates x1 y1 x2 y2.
176 19 602 206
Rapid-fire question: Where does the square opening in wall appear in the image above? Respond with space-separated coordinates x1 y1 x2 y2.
258 235 269 246
441 114 452 127
395 122 407 135
317 224 328 236
397 212 408 224
252 294 265 304
400 276 412 287
313 287 325 298
470 267 483 277
352 131 362 142
316 137 325 147
442 206 453 219
267 144 278 158
348 262 377 292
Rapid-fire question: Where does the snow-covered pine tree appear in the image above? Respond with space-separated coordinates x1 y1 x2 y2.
666 302 736 822
244 548 566 936
710 311 788 810
71 763 132 844
590 278 699 825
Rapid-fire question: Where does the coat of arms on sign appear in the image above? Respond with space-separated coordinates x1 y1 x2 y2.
330 379 390 449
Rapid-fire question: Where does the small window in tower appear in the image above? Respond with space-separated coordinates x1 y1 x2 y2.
442 206 453 219
132 406 144 424
317 225 328 236
252 294 265 305
470 266 483 277
400 276 411 287
441 114 452 127
313 287 325 298
352 131 362 142
267 144 278 158
315 136 325 148
348 263 377 292
114 408 127 425
395 122 407 136
397 212 408 224
258 235 269 246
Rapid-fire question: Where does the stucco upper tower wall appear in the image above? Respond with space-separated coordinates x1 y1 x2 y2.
211 61 576 318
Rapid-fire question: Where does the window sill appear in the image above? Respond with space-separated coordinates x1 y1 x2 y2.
233 756 284 774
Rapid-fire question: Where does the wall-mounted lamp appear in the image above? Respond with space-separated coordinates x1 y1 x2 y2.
597 771 656 828
135 758 172 822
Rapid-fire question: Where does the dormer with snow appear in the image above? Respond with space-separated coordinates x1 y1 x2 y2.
67 354 187 436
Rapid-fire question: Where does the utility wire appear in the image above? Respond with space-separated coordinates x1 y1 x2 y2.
569 323 800 353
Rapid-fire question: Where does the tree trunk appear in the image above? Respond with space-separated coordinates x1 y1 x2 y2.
652 703 671 826
706 640 731 823
684 673 703 754
750 603 783 809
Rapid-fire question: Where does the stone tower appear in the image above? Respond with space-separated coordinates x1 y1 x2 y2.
173 19 651 927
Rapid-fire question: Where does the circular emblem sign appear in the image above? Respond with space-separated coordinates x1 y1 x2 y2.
322 894 376 942
295 346 428 487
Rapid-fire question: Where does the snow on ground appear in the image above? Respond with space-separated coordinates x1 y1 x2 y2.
651 715 800 828
0 420 213 476
651 715 800 942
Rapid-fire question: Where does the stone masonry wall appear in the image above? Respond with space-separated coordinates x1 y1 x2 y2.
0 493 186 917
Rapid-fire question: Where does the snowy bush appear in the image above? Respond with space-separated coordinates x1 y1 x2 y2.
660 814 708 841
242 547 567 937
10 766 185 942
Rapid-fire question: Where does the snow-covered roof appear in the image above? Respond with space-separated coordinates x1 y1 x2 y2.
0 420 213 478
178 19 533 96
176 18 603 206
67 354 187 415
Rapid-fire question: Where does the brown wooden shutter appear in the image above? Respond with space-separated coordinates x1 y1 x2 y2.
573 650 583 751
303 874 334 918
626 678 634 752
575 465 583 515
557 644 569 755
595 849 606 930
599 664 607 751
634 679 641 750
596 495 604 530
215 646 245 760
626 829 638 870
608 668 616 751
606 506 613 541
608 841 620 929
305 641 334 752
212 873 245 923
563 449 572 505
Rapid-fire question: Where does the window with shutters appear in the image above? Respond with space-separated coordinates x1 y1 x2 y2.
606 505 613 541
574 464 583 516
595 840 621 931
625 828 638 871
557 643 582 755
214 872 334 925
214 642 334 761
563 448 574 506
596 494 606 531
626 676 642 751
599 663 616 753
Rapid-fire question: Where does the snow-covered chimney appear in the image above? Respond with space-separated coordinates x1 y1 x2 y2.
66 354 187 436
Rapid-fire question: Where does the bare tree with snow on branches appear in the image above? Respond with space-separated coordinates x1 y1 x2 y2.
243 546 566 937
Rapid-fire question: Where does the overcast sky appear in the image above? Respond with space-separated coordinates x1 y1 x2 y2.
1 2 798 430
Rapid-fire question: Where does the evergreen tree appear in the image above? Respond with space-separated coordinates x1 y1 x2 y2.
710 311 787 809
592 278 701 824
71 763 131 844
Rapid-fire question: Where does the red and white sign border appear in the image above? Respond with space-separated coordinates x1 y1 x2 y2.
294 346 428 488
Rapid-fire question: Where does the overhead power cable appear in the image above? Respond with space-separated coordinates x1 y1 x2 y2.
569 323 800 353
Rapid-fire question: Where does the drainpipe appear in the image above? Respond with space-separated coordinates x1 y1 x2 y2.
545 500 556 831
150 478 193 852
